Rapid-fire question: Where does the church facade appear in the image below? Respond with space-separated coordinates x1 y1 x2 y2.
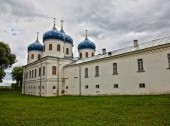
22 20 170 96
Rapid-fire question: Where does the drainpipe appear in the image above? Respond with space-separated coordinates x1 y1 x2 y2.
39 59 42 96
57 58 60 96
78 65 81 96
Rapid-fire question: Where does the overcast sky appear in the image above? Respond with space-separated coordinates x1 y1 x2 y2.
0 0 170 67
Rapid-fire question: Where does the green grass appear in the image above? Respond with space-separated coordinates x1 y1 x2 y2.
0 92 170 126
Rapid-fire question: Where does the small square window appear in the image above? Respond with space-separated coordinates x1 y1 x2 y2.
66 86 68 89
96 85 99 88
139 83 145 88
85 85 88 89
114 84 118 88
53 86 56 89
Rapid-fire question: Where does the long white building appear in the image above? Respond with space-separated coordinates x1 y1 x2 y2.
22 20 170 96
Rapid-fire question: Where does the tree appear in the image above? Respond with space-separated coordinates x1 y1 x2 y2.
0 41 16 82
11 66 23 90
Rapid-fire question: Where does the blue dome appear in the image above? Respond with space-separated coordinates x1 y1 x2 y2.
28 40 43 51
78 38 96 51
43 27 65 42
60 29 73 45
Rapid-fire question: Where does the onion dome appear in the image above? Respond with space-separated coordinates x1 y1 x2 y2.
60 20 73 45
78 30 96 51
28 32 43 51
43 18 64 42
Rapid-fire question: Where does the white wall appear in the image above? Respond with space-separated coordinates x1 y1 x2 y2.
27 51 43 64
64 46 170 95
79 49 95 59
43 39 65 58
22 57 73 96
64 43 73 57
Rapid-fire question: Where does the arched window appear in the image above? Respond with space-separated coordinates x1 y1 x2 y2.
32 70 34 78
35 69 37 78
92 52 94 57
49 44 52 50
26 72 28 79
31 54 34 59
80 53 82 58
43 66 45 75
52 66 56 75
29 71 31 78
38 54 41 60
44 45 45 51
57 44 60 51
66 48 69 55
85 52 88 58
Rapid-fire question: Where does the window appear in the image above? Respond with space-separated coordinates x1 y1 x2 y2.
28 55 29 60
43 66 45 75
85 68 88 78
139 83 145 88
66 48 69 55
31 54 34 59
85 85 88 89
44 45 45 51
32 70 34 78
168 54 170 68
39 67 41 76
114 84 118 88
53 86 56 89
96 85 99 88
137 59 144 71
95 66 99 76
85 52 88 58
38 54 41 60
49 44 52 50
113 63 118 74
92 53 94 57
26 72 28 79
29 71 31 78
42 86 44 89
52 66 56 75
57 44 60 51
35 69 37 78
66 86 68 89
80 53 82 58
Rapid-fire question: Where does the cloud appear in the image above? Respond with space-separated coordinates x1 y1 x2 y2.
0 0 48 21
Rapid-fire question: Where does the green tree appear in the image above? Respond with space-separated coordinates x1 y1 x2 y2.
11 66 23 90
0 41 16 82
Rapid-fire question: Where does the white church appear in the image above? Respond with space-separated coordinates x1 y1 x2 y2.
22 19 170 96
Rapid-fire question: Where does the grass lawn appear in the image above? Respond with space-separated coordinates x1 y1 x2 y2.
0 92 170 126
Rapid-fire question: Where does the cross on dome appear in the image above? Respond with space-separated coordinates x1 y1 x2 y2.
61 20 64 30
36 32 39 41
53 17 56 28
85 29 88 39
